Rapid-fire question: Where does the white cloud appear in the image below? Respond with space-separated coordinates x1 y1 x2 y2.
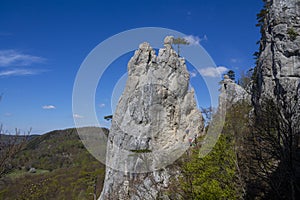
183 35 208 46
0 69 38 77
42 105 56 109
73 114 84 119
184 35 200 46
0 50 44 67
189 70 198 78
199 66 228 78
99 103 105 108
0 50 46 77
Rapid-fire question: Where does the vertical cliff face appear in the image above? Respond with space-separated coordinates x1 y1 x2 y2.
99 36 204 200
250 1 300 197
253 0 300 106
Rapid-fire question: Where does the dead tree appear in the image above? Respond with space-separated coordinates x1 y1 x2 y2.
0 126 31 177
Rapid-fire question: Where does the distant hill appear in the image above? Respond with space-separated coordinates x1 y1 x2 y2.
0 134 39 145
0 127 108 200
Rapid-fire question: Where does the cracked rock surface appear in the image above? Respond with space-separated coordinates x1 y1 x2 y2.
253 0 300 105
99 36 204 200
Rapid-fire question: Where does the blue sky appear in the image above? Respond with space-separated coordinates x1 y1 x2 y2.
0 0 263 134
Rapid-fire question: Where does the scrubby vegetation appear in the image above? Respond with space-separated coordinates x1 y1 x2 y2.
0 127 107 200
166 100 252 200
170 78 300 200
180 135 239 200
287 28 299 41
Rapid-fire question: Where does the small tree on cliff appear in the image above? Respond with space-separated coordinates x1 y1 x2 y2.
172 37 190 56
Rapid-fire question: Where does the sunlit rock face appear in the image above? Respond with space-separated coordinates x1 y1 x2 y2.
219 75 251 110
99 36 204 200
253 0 300 106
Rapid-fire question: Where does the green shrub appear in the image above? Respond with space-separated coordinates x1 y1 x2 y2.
287 28 298 41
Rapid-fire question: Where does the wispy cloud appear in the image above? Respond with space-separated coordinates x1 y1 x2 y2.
230 58 238 63
0 50 45 67
99 103 106 108
184 35 208 46
189 70 198 78
73 114 84 119
184 35 201 46
199 66 228 78
0 50 46 77
0 69 39 77
42 105 56 110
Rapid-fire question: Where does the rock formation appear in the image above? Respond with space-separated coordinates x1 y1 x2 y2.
99 36 204 200
219 75 251 109
253 0 300 107
249 1 300 198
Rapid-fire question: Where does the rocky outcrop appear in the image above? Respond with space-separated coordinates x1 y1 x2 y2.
219 75 251 110
99 36 204 200
250 1 300 197
253 0 300 106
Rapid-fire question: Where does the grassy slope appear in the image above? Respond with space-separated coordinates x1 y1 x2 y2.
0 127 108 200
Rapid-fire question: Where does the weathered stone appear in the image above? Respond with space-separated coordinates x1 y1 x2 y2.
219 75 251 109
99 36 204 200
253 0 300 106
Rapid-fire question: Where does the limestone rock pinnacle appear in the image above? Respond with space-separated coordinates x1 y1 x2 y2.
99 36 204 200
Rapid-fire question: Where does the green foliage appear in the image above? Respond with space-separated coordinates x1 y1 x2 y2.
180 135 239 200
172 38 190 45
256 8 268 28
255 0 272 69
0 127 107 199
287 28 298 41
1 164 105 200
256 0 271 30
6 168 49 179
172 100 252 200
227 70 235 81
172 37 190 56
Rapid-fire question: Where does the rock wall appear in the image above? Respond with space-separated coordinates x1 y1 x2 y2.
99 36 204 200
250 1 300 197
253 0 300 106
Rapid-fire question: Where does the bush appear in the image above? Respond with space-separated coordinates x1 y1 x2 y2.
287 28 298 41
